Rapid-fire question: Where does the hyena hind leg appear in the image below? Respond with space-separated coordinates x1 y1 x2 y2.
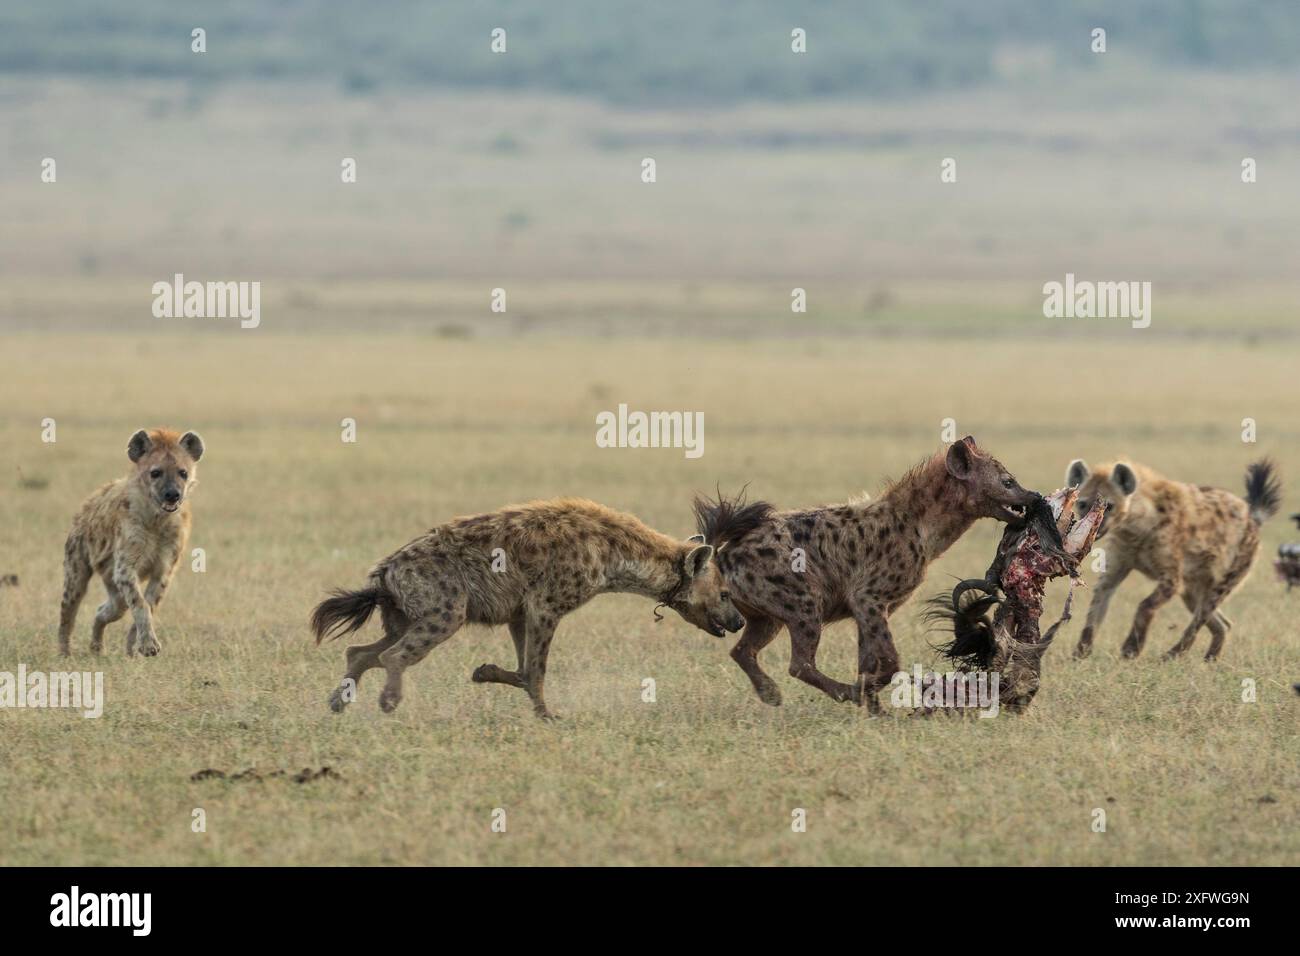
58 547 93 656
329 606 410 713
471 616 527 689
1162 591 1211 660
375 602 468 714
1203 613 1230 661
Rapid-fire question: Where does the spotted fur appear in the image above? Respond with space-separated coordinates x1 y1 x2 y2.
312 497 744 718
58 428 205 657
699 437 1038 710
1066 457 1280 661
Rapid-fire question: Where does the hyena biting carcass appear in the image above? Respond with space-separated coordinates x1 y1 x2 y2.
695 436 1039 711
311 497 745 718
1066 458 1281 661
58 428 205 657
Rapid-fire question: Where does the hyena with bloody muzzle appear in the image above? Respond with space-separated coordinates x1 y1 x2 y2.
696 436 1039 711
58 428 205 657
311 497 745 719
1066 457 1281 661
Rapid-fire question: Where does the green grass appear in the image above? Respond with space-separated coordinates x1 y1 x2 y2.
1 328 1296 865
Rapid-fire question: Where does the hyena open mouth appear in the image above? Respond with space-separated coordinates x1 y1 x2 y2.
929 487 1106 713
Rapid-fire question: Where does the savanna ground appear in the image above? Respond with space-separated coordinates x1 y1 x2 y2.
2 307 1297 865
3 43 1298 865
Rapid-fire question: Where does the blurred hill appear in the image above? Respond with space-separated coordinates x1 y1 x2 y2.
3 0 1298 105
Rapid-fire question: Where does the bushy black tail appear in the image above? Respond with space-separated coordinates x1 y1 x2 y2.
692 487 776 549
1245 459 1282 524
311 586 389 644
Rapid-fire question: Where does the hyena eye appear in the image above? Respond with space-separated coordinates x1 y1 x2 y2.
150 468 162 479
1001 477 1015 489
720 591 731 600
178 470 188 480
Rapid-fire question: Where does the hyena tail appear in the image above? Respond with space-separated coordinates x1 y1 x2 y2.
1244 459 1282 524
311 586 393 644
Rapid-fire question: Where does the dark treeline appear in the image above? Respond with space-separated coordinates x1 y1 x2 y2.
2 0 1296 103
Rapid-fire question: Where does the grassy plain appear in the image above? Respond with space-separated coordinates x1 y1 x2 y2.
1 321 1296 865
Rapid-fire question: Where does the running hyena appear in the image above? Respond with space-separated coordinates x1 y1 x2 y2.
58 428 205 657
311 497 745 718
694 436 1039 711
1066 458 1281 661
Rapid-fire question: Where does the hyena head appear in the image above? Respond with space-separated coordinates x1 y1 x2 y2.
127 428 204 515
668 541 746 637
946 436 1039 522
1065 459 1135 539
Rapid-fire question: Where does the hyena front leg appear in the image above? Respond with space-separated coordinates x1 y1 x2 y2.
729 613 783 706
58 542 92 656
90 581 128 655
1120 572 1180 659
1073 564 1132 659
113 557 159 657
471 616 527 689
124 575 169 655
851 598 898 715
375 599 467 714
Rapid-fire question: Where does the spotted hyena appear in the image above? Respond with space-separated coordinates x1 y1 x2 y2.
695 436 1039 711
58 428 205 657
1066 458 1281 661
311 497 745 718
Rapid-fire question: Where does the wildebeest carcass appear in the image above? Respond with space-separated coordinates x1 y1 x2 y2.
1274 513 1300 589
926 487 1106 713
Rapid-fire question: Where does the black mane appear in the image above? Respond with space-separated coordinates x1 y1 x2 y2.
692 487 776 550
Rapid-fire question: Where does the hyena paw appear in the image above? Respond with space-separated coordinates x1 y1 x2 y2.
1071 643 1092 660
328 685 352 713
137 634 161 657
1119 638 1143 659
754 679 783 707
378 687 402 713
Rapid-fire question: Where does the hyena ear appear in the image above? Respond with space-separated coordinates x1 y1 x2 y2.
127 429 152 462
684 543 716 578
1066 459 1090 488
179 431 205 462
1111 463 1139 496
946 439 975 479
687 533 706 544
